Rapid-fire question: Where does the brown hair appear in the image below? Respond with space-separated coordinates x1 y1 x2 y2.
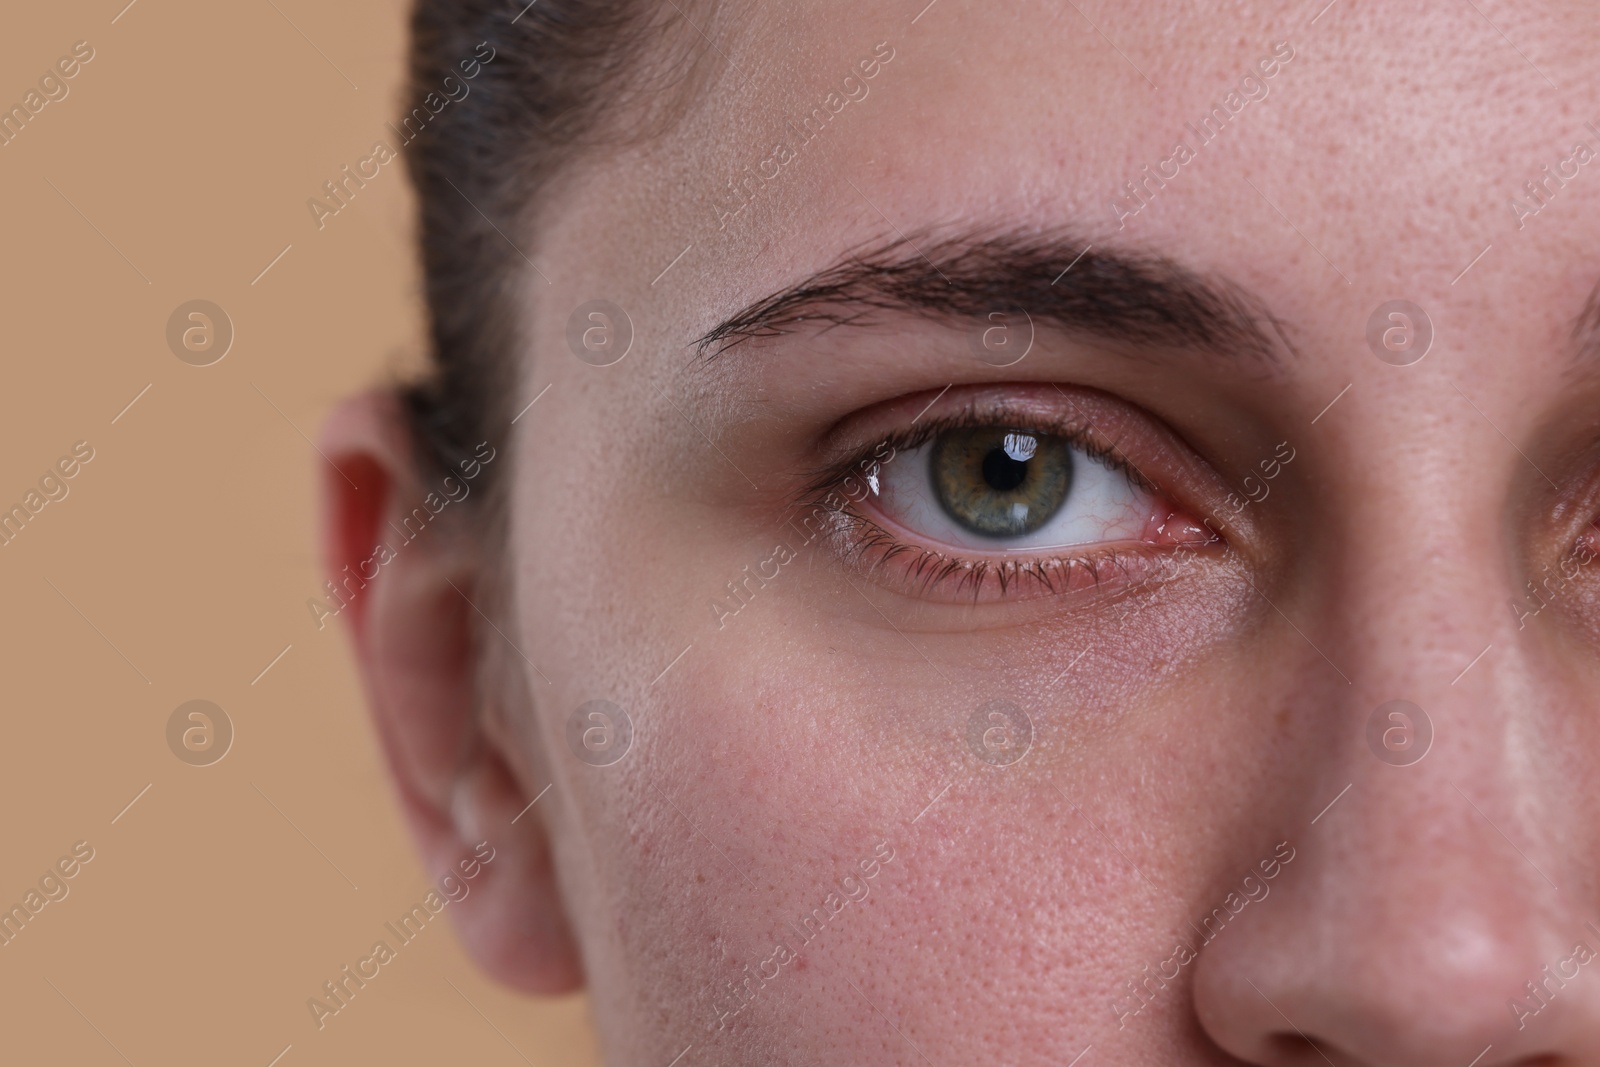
399 0 703 501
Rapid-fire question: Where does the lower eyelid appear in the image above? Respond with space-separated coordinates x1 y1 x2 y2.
814 504 1215 605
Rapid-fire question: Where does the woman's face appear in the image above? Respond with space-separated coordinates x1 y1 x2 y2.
333 2 1600 1063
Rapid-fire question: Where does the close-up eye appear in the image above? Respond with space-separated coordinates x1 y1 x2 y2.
888 424 1156 549
815 395 1220 602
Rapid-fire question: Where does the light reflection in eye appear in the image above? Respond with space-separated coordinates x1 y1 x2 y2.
1003 432 1037 462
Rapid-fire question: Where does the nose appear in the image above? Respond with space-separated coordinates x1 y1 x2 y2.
1190 413 1600 1065
1193 792 1600 1065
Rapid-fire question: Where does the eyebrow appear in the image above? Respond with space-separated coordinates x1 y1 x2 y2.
692 229 1295 367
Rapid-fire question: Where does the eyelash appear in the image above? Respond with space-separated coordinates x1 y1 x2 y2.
796 401 1207 602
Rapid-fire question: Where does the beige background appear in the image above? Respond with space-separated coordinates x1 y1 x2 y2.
0 2 600 1063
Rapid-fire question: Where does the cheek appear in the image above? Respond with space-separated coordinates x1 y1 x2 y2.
544 568 1277 1058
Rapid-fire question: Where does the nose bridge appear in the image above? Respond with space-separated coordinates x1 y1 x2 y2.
1306 387 1552 809
1325 400 1511 691
1316 405 1577 969
1315 397 1573 898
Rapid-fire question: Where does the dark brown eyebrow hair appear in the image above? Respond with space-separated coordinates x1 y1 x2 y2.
691 229 1295 367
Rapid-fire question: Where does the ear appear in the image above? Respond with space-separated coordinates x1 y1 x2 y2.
318 390 582 994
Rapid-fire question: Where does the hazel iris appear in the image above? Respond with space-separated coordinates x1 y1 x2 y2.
929 427 1073 537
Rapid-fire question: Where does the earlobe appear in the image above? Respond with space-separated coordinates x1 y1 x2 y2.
318 390 583 994
448 748 586 993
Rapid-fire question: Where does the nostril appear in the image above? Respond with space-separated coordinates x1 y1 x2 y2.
1265 1032 1340 1066
1259 1035 1570 1067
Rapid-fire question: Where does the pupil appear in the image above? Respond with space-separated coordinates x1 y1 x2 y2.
982 447 1029 492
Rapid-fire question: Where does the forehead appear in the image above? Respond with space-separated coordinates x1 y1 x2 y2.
550 1 1600 367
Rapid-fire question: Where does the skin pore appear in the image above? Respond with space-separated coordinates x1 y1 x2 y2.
323 2 1600 1063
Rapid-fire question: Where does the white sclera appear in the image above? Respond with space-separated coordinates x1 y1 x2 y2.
873 435 1155 552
